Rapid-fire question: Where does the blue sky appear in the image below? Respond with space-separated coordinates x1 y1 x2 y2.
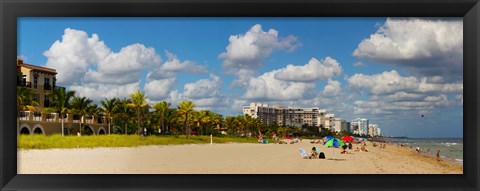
18 17 463 138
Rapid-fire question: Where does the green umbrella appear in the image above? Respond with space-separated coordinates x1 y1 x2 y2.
323 137 345 160
324 137 345 148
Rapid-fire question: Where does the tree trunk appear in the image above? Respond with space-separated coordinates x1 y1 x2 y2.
137 109 141 135
125 122 128 135
61 113 65 136
185 113 189 139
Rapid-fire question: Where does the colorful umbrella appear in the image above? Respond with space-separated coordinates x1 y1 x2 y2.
324 137 345 148
323 137 345 160
341 136 354 143
322 135 334 143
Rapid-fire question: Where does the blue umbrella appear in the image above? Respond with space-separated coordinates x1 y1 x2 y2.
322 135 334 143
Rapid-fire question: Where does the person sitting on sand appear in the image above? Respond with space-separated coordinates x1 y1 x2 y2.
354 147 360 152
311 147 318 158
361 145 366 151
416 147 420 153
348 142 353 150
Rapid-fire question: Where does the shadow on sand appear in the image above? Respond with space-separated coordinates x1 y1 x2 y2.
327 158 347 161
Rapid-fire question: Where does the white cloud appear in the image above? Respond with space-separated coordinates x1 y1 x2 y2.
144 78 176 100
148 51 206 80
347 70 461 116
97 43 161 74
322 79 342 98
274 57 343 82
183 74 222 99
243 69 316 101
219 24 300 87
70 82 140 101
353 18 463 81
44 28 110 85
347 70 419 95
44 28 162 101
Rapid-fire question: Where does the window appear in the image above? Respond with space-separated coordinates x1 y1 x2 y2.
44 95 50 107
44 78 51 90
33 74 38 89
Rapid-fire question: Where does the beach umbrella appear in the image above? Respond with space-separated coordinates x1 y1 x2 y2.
341 136 354 143
323 137 345 160
322 135 334 143
324 137 345 148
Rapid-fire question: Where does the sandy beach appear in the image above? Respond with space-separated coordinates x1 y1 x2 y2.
17 140 463 174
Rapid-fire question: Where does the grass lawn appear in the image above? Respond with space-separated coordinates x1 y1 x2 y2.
18 134 263 149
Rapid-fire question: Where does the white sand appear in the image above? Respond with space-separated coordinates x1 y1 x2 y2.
17 140 462 174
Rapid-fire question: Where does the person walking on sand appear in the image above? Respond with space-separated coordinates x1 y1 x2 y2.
436 148 441 161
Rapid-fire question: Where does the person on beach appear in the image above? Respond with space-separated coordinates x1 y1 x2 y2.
311 147 318 158
348 142 353 150
416 147 420 153
437 149 441 161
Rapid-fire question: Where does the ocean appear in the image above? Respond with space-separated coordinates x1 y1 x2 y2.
387 138 463 165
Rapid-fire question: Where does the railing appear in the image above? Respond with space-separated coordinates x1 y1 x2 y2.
17 81 32 88
19 111 29 120
33 112 42 121
46 113 56 122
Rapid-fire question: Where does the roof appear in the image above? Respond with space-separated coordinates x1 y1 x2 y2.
19 62 57 75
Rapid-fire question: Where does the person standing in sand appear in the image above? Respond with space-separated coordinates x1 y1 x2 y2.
436 149 441 161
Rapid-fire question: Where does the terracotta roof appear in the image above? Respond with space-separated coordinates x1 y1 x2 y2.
20 63 57 75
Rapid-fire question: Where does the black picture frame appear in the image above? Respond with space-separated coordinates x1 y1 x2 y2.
1 0 479 190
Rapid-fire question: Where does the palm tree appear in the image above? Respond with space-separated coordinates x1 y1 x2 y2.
127 90 149 135
153 101 171 134
177 100 196 139
116 98 133 134
164 108 177 134
100 98 119 134
70 96 93 135
17 86 39 129
45 88 75 136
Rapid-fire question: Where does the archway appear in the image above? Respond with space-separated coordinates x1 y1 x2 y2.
98 129 106 135
33 128 43 134
82 125 95 135
32 124 45 135
20 127 30 135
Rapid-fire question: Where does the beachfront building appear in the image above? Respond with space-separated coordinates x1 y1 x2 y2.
17 58 107 135
243 102 325 128
350 118 369 135
368 124 381 137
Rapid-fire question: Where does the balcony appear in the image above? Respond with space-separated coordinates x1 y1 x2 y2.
17 81 32 88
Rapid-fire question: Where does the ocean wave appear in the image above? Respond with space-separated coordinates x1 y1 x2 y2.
442 142 459 146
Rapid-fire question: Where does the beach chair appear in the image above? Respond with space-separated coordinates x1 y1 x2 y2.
299 148 309 159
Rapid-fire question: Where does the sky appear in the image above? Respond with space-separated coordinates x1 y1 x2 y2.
18 17 463 138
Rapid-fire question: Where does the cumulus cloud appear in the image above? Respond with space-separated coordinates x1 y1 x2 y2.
44 28 110 85
183 74 222 99
353 18 463 81
348 70 419 95
144 78 176 100
274 57 343 82
322 79 342 98
44 28 162 101
347 70 462 116
70 82 140 101
219 24 300 87
243 69 316 101
147 51 206 80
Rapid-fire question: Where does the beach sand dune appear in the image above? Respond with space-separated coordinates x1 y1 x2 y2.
18 140 462 174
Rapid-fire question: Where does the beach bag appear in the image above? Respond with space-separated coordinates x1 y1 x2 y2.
319 152 326 159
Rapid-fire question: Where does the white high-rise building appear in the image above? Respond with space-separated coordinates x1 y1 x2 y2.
243 102 325 128
350 118 369 135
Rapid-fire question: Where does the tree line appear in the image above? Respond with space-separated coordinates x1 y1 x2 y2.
17 87 305 138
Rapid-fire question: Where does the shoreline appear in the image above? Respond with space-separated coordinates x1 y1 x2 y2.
18 140 463 174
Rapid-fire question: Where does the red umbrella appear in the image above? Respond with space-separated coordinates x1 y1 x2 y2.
341 136 354 142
